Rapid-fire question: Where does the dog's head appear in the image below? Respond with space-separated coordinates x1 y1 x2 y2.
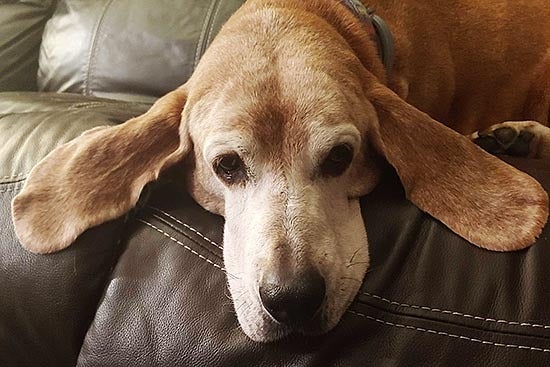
12 2 548 342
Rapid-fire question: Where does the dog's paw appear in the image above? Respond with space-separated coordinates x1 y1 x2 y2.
470 121 550 158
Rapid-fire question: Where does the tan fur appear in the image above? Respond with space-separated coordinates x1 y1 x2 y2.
11 0 550 341
365 80 548 250
367 0 550 133
12 87 189 253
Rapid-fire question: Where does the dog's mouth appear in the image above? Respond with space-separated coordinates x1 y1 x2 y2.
259 295 329 335
228 271 359 342
222 197 370 342
233 295 334 342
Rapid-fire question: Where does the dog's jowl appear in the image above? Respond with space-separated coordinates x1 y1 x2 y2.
12 0 549 341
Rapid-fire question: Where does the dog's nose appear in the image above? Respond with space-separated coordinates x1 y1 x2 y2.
259 268 326 325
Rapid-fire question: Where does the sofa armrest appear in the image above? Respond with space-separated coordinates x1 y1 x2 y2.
0 91 151 367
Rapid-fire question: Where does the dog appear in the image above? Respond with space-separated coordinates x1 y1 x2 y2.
11 0 550 342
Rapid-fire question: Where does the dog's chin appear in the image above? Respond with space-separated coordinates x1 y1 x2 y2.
230 274 364 342
235 303 292 342
235 299 344 342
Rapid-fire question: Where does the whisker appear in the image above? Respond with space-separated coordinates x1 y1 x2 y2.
223 288 233 301
340 276 363 284
347 247 363 265
364 266 377 275
235 300 249 313
239 303 253 316
225 271 242 280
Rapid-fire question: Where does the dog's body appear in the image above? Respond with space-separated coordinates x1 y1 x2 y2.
11 0 550 342
365 0 550 134
366 0 550 158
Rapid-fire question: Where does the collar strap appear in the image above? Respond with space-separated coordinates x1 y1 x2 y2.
341 0 394 73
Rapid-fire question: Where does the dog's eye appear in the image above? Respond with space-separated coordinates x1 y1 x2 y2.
215 154 247 184
321 144 353 177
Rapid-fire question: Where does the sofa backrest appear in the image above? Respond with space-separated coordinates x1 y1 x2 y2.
37 0 245 103
0 0 57 92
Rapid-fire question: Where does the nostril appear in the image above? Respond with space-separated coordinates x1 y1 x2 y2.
259 269 326 326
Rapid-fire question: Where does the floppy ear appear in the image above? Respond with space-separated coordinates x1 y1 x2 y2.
12 86 191 254
367 83 548 251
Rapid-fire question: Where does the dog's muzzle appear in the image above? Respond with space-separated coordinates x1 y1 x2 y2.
258 267 326 326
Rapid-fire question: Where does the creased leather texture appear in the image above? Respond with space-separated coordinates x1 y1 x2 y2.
0 0 56 92
37 0 245 103
0 92 151 366
2 0 550 365
0 182 127 367
0 92 150 183
77 159 550 367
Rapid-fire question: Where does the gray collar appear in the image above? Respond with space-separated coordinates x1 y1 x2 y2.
341 0 395 73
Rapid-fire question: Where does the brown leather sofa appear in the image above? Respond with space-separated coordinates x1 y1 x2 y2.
1 1 549 366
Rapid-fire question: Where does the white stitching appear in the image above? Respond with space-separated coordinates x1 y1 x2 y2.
194 0 218 68
348 310 550 353
135 219 550 354
362 292 550 330
205 0 223 47
0 183 24 193
84 0 115 96
0 173 26 180
138 219 225 271
0 187 21 193
148 207 223 250
141 211 550 332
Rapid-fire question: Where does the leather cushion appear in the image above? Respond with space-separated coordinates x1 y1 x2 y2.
78 159 550 366
1 93 549 366
0 0 56 92
0 92 150 366
0 185 126 367
0 92 150 184
37 0 245 103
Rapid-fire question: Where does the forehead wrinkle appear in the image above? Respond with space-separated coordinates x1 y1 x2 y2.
190 4 367 157
211 67 313 170
228 74 360 173
194 46 365 174
198 77 293 172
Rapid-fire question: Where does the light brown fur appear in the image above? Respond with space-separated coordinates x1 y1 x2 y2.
368 0 550 132
12 87 189 253
11 0 550 341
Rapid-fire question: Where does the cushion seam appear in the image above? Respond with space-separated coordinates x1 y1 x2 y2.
205 0 223 48
84 0 115 96
139 213 550 331
348 310 550 354
194 0 219 68
0 173 27 181
138 217 550 354
360 291 550 330
150 213 222 261
138 219 224 271
0 182 24 193
148 206 222 250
